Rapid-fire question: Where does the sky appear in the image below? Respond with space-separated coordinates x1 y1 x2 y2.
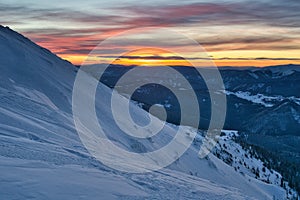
1 0 300 67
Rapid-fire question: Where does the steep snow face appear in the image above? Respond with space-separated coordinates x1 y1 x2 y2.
0 26 75 113
0 26 287 199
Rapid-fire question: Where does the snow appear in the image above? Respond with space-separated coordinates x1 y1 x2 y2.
226 90 300 107
291 108 300 123
251 64 300 78
213 130 298 199
13 85 59 110
0 25 294 199
0 156 148 200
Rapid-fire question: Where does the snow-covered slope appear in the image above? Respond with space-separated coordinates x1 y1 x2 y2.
225 91 300 108
213 131 298 199
0 25 288 199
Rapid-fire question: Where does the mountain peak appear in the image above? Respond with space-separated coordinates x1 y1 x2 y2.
0 25 73 66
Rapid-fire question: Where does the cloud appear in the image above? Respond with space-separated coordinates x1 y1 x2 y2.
0 3 121 25
118 0 300 28
1 0 299 65
198 36 291 46
100 55 300 61
214 57 300 61
198 35 300 51
100 55 204 60
4 1 299 32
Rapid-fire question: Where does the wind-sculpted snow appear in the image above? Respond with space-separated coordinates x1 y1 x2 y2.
0 25 289 199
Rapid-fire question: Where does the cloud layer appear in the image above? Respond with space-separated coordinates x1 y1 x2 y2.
1 0 299 66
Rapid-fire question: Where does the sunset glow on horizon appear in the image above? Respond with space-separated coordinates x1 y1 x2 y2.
1 0 299 67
